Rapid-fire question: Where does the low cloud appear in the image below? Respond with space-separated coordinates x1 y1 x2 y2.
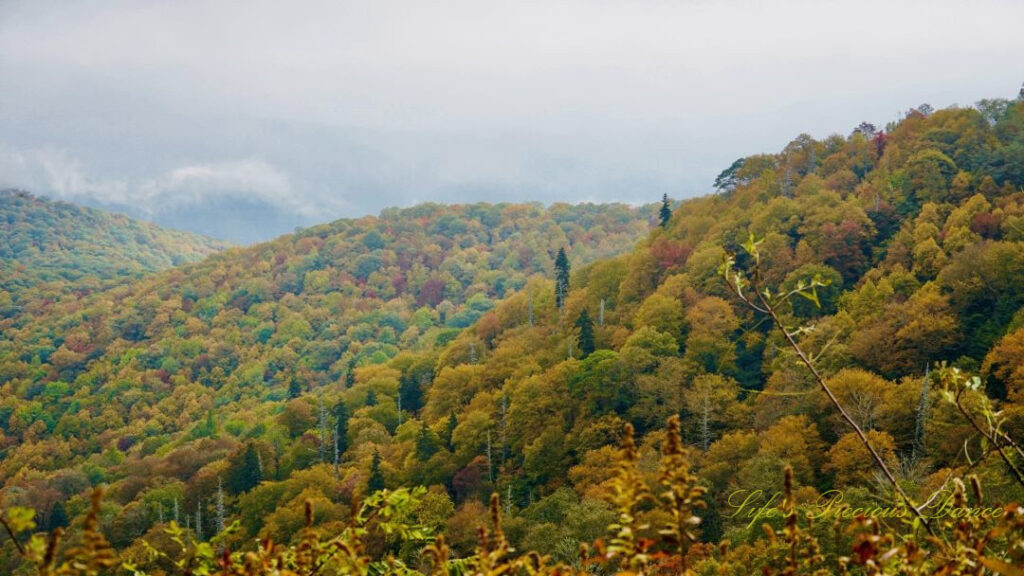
0 144 320 218
2 1 1021 242
0 145 128 205
136 160 315 217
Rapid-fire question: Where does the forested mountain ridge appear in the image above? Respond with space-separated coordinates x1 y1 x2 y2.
0 190 231 312
0 201 659 489
2 94 1024 574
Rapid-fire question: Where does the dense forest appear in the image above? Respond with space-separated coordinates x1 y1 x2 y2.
1 93 1024 575
0 190 230 313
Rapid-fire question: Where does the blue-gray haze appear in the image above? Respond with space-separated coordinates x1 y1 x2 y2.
1 0 1021 243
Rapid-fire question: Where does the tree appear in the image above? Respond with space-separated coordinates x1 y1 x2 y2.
713 158 745 193
47 501 68 530
634 293 686 345
334 401 350 455
415 421 439 461
905 149 957 204
445 411 459 451
824 430 899 487
659 194 672 228
851 121 878 138
682 374 741 451
683 297 739 375
422 364 485 422
287 379 302 399
399 372 424 414
819 369 892 435
226 443 262 494
215 480 225 535
984 327 1024 402
452 456 491 503
345 359 357 388
849 283 959 378
367 450 386 493
575 308 596 358
554 247 570 309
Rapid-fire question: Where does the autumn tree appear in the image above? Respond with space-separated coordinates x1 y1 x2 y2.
823 430 899 487
682 373 741 450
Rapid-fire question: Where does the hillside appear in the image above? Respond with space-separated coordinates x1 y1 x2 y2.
0 200 660 477
2 95 1024 574
0 190 231 311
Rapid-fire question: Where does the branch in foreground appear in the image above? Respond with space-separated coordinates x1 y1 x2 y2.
719 235 936 538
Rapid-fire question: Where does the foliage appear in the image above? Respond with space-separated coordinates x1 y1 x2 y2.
0 190 229 312
3 93 1024 573
2 421 1023 575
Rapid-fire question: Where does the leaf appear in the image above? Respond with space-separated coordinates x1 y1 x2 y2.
794 286 821 309
25 534 47 559
195 541 214 560
980 557 1024 576
3 507 36 533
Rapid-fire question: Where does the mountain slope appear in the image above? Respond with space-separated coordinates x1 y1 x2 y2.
0 201 659 477
0 190 231 309
1 95 1023 571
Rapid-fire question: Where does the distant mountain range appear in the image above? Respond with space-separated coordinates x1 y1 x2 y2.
0 189 231 310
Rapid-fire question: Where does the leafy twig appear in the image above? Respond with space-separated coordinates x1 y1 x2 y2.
720 234 937 539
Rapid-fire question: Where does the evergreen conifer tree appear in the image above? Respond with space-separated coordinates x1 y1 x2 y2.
227 443 262 494
399 372 424 414
334 401 350 455
415 421 438 461
345 359 357 388
575 308 596 358
367 450 386 492
659 193 672 227
554 247 570 309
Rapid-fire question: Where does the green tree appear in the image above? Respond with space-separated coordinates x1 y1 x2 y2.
47 501 68 530
554 247 570 309
227 443 263 494
334 401 350 455
191 409 218 439
345 359 357 388
713 158 745 192
575 308 596 358
415 421 439 461
445 411 459 451
399 372 424 415
367 450 386 492
659 193 672 228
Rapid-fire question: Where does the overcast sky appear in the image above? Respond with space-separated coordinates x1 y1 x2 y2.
2 0 1022 242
